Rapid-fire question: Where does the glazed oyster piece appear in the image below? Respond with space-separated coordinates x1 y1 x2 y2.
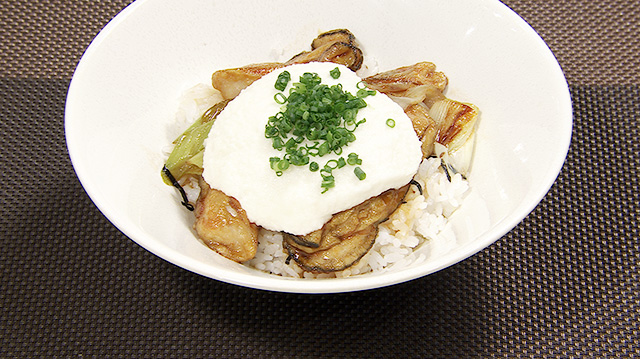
194 178 259 262
283 186 409 272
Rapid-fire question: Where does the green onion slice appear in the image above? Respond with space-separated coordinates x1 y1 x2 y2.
386 118 396 128
330 67 341 79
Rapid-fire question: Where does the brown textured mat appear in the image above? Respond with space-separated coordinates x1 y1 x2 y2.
1 1 638 357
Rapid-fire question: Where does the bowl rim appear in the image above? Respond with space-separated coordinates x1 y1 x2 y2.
65 0 573 294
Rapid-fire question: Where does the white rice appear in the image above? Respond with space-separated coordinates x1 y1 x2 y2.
170 83 471 279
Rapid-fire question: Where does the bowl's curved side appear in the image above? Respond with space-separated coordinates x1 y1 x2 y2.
65 0 573 293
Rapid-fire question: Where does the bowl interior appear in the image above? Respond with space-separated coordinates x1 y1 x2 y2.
65 0 572 293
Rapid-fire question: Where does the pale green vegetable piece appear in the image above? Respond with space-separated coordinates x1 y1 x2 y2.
161 100 228 185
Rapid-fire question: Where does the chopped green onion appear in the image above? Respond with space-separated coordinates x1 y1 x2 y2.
274 92 287 104
277 159 290 171
274 70 291 91
354 166 366 180
347 152 362 166
318 142 330 156
326 159 339 169
272 137 284 150
320 166 333 177
386 118 396 128
343 109 356 122
321 175 335 193
266 70 376 192
330 67 341 79
269 157 280 171
357 88 376 98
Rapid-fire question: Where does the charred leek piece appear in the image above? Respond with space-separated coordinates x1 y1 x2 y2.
429 99 479 154
161 100 229 185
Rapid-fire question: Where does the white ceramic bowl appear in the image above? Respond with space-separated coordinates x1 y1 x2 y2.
65 0 572 293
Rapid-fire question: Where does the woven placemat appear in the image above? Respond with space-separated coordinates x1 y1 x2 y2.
1 1 638 357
